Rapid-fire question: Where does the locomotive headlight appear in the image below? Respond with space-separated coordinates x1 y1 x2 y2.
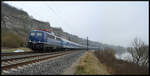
29 40 31 42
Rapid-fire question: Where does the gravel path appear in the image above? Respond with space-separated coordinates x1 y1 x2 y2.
2 50 86 75
62 51 84 75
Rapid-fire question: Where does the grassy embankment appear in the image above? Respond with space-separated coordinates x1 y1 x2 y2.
75 51 110 75
75 50 149 75
1 31 32 53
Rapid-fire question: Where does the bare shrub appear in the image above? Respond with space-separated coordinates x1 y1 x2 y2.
94 48 149 74
94 48 116 64
127 38 149 67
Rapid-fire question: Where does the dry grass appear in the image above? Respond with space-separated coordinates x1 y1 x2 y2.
1 31 25 48
94 50 149 75
75 51 110 75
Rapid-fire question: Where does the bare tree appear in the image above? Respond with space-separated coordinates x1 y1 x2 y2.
127 38 149 67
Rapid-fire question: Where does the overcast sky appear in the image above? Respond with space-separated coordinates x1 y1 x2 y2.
4 1 149 47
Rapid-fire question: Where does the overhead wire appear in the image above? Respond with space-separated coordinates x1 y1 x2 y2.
44 4 73 33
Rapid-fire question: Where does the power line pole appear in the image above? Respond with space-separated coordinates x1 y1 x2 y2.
87 37 88 51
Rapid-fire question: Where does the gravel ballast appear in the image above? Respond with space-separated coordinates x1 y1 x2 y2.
2 50 86 75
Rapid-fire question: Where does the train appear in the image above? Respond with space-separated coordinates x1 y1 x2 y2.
27 29 89 52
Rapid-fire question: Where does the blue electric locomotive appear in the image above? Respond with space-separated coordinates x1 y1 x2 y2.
27 29 87 52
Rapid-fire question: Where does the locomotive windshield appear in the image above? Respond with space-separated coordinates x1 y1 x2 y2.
37 32 42 36
31 32 35 36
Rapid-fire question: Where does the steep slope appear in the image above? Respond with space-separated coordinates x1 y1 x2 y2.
1 3 52 39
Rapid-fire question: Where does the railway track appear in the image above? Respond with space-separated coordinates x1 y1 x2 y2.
1 52 34 56
1 51 75 72
1 51 65 61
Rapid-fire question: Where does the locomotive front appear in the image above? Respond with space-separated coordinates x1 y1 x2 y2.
27 30 47 52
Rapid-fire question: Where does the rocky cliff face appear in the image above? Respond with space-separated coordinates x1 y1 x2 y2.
1 3 127 54
1 3 52 39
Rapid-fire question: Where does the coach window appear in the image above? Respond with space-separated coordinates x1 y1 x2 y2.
48 34 55 39
56 37 61 41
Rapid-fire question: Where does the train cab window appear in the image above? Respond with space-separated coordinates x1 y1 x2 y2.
48 34 55 39
37 32 42 36
31 32 35 36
